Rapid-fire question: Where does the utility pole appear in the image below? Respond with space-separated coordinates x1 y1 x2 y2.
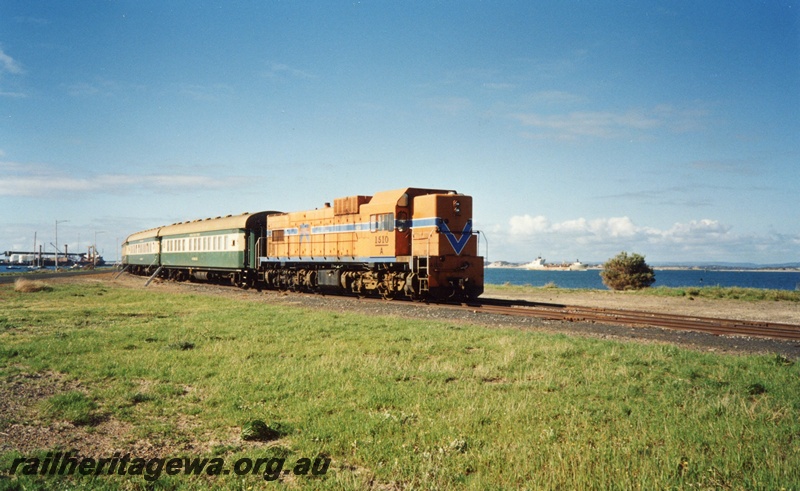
94 231 105 265
55 220 69 271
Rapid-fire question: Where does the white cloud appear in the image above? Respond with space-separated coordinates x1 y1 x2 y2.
0 90 26 98
509 214 550 234
661 219 731 243
509 214 644 240
65 78 133 98
178 83 234 101
498 213 799 263
690 159 754 175
524 90 584 104
261 62 315 80
0 48 24 75
512 104 709 140
513 110 661 139
0 47 26 97
482 82 516 90
0 162 248 197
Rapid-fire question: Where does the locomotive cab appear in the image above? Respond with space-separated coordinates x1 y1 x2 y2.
410 192 484 299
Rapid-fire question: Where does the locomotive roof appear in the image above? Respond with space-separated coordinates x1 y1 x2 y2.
124 210 280 242
363 187 457 207
124 188 461 243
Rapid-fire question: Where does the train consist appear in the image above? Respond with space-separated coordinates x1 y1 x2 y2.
122 187 484 300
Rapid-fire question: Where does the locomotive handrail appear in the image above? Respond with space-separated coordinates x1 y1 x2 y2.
255 236 265 259
477 230 488 263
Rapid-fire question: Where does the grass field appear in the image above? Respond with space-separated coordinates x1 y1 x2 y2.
486 282 800 302
1 281 799 489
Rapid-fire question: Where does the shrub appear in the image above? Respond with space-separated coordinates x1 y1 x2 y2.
600 252 655 291
241 420 285 441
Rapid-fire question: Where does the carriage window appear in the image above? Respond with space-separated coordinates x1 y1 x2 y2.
273 230 285 242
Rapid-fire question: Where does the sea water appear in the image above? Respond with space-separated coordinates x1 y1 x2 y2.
485 268 800 291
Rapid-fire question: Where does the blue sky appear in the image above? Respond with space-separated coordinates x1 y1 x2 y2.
1 1 798 264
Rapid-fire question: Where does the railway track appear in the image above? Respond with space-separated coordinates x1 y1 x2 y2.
456 298 800 341
21 270 797 342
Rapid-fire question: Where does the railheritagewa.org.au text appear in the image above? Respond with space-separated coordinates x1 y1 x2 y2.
8 451 331 482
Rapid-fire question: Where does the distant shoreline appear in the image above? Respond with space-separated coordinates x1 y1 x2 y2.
486 262 800 273
652 267 800 273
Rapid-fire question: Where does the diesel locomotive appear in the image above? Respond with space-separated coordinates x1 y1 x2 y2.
122 187 484 300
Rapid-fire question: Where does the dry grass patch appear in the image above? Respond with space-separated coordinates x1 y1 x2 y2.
13 278 51 293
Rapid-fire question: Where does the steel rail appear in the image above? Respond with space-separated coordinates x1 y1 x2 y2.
460 299 800 341
73 273 800 342
254 293 800 341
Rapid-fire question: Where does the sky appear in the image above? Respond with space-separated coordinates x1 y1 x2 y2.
1 1 798 264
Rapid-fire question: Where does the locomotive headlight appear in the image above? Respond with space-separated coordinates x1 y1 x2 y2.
453 200 461 214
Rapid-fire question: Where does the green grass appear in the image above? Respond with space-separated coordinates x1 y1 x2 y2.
39 390 99 426
638 285 800 302
486 282 800 302
1 282 799 489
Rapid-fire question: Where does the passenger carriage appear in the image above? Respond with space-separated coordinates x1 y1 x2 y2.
122 211 277 287
121 228 161 275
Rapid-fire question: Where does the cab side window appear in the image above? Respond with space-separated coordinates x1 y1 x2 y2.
370 213 394 232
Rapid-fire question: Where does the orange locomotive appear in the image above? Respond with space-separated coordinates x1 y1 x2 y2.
260 187 484 300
